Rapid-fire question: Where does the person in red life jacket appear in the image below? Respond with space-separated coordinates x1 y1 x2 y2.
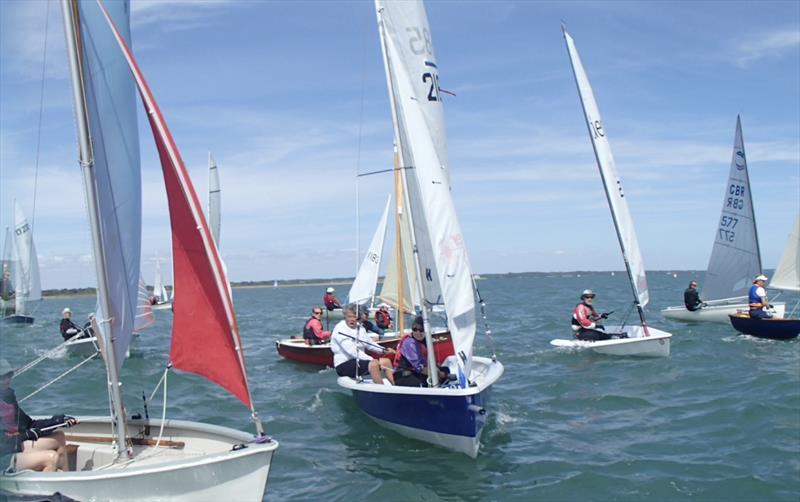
393 316 450 387
302 306 331 345
374 303 393 330
322 287 342 311
571 290 614 341
0 358 79 472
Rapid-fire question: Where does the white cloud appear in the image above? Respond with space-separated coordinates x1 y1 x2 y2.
735 28 800 67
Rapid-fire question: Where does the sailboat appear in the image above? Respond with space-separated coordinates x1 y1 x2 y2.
730 215 800 339
549 27 672 357
0 2 277 499
2 202 42 324
336 0 504 458
0 228 17 319
150 257 172 310
661 116 785 322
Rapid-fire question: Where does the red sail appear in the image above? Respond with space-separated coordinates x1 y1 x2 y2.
97 1 252 407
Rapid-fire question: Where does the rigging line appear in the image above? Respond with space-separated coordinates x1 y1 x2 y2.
353 8 370 278
20 352 99 403
31 0 52 232
357 165 415 177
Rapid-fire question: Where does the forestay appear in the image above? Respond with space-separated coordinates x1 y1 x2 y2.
703 116 762 300
99 4 255 408
348 195 390 305
563 29 649 308
76 0 141 369
770 215 800 292
377 0 477 376
208 152 221 247
13 201 41 313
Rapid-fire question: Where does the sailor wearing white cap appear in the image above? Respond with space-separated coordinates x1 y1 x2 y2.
748 274 773 319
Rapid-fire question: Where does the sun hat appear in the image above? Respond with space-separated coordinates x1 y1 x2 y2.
326 287 335 293
754 274 769 282
62 307 72 315
580 289 595 298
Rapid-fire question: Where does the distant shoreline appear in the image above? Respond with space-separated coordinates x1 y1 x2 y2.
39 270 708 298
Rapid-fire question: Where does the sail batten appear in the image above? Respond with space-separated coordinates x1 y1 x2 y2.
563 28 650 309
703 116 763 300
770 215 800 292
97 1 253 408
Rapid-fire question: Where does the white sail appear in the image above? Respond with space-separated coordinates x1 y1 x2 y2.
703 116 763 300
348 195 391 305
13 201 42 314
153 258 164 301
380 197 420 312
377 0 477 377
208 152 221 247
770 215 800 292
563 28 649 308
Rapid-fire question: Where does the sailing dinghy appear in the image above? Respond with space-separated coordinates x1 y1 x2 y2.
550 28 672 358
662 116 785 322
150 257 172 310
337 0 503 458
1 202 42 324
0 2 277 499
729 215 800 339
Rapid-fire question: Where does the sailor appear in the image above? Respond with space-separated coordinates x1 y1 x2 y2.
393 316 449 387
59 308 82 341
302 306 331 345
374 303 393 330
0 358 79 472
322 287 342 311
683 281 706 311
331 305 395 384
571 290 614 341
748 274 773 319
359 306 384 337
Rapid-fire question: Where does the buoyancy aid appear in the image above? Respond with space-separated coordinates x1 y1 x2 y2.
571 302 599 330
375 310 392 329
303 317 318 343
748 284 764 309
393 335 428 371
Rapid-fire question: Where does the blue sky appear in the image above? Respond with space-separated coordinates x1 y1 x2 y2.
1 0 798 289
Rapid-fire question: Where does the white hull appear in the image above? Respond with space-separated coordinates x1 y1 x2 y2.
64 336 100 357
551 325 672 357
661 298 785 323
0 417 278 502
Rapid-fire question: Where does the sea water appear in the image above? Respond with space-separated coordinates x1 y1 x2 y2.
1 272 798 501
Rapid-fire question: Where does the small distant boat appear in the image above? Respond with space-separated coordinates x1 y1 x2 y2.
1 202 42 324
661 117 785 323
729 215 800 340
150 257 172 311
550 27 671 358
273 280 278 288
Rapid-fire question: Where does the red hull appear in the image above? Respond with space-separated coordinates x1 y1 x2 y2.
275 331 455 368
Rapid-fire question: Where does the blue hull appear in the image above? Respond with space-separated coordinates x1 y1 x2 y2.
351 385 492 444
2 315 34 325
729 315 800 340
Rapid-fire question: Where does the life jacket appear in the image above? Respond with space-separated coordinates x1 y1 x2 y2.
393 335 427 371
375 310 392 329
571 303 597 330
302 317 318 344
748 285 764 309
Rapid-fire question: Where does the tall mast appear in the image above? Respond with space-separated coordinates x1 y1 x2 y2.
61 0 130 458
737 116 763 272
376 4 438 385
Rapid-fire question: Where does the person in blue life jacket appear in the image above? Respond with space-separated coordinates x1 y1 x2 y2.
748 274 773 319
358 306 384 338
0 359 79 472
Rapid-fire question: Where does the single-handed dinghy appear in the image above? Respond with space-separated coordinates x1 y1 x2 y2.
149 257 172 311
0 2 277 499
337 0 503 458
1 202 42 324
661 117 785 322
729 215 800 339
550 27 672 358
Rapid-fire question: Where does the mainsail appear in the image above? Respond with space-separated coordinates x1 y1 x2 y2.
208 152 221 247
348 195 390 305
13 201 41 314
377 0 477 377
73 0 141 369
703 116 762 300
153 258 166 301
99 3 255 408
770 215 800 292
563 28 650 309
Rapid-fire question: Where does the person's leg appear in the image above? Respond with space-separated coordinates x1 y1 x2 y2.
749 309 771 319
14 450 58 472
378 357 394 385
367 359 383 383
576 329 612 341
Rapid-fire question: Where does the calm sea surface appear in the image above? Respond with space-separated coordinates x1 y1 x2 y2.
1 272 798 501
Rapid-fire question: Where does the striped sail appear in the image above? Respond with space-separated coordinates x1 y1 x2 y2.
770 215 800 292
348 195 390 306
13 201 41 314
563 28 650 308
703 116 762 300
377 0 477 379
76 0 141 369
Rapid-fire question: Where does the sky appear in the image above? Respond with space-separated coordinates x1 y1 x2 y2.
1 0 798 290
